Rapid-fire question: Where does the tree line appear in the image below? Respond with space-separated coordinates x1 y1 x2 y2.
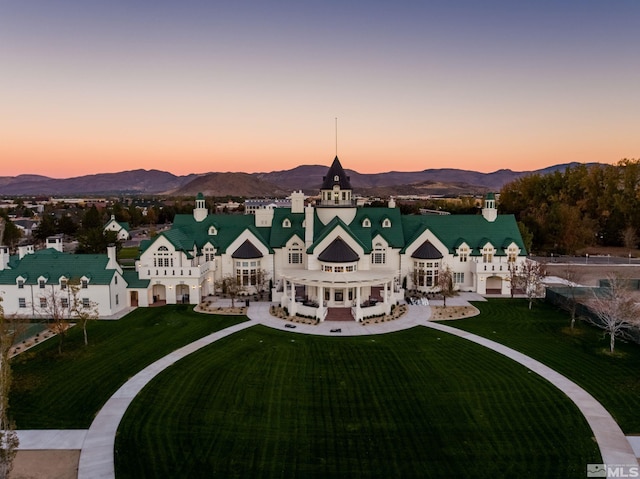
499 159 640 254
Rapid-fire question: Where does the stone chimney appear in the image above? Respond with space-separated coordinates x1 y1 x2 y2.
46 235 64 252
304 205 314 249
107 244 118 269
0 245 9 270
18 244 34 260
290 190 305 214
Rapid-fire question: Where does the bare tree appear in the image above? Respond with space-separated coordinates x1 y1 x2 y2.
507 262 521 298
214 274 246 308
587 274 640 353
561 265 584 330
518 259 547 310
40 287 71 355
68 280 99 346
0 299 19 478
437 265 455 307
255 268 270 299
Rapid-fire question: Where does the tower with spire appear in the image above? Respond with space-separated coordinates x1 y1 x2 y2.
319 156 353 207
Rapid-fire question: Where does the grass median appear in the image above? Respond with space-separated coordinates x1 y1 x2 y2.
115 324 599 479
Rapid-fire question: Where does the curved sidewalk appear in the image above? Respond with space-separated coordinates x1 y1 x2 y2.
76 302 636 478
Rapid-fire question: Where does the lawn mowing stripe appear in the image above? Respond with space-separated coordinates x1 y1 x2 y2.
11 306 247 429
116 325 600 478
450 299 640 434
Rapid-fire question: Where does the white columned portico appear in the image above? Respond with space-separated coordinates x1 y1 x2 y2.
279 268 397 323
289 280 296 316
318 285 325 321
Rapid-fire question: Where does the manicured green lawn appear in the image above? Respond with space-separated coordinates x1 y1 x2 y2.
450 299 640 433
10 305 247 428
115 325 599 479
117 246 140 260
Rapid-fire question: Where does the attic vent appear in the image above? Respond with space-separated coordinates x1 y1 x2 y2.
382 218 391 228
282 218 291 228
362 218 371 227
208 226 217 235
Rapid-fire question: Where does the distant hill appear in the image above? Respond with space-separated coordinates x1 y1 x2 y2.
0 162 602 197
0 169 199 195
169 172 288 197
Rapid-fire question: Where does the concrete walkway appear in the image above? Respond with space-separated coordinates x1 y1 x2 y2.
16 296 639 478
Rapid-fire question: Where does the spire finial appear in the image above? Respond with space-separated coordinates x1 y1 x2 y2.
335 117 338 157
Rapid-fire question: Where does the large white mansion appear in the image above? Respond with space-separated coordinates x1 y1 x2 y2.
0 157 527 321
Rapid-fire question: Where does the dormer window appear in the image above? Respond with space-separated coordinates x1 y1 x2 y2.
282 218 291 228
334 175 340 181
39 279 46 289
81 279 89 289
458 246 469 263
382 218 391 228
17 279 24 289
362 218 371 228
482 244 495 263
208 226 217 235
61 278 67 290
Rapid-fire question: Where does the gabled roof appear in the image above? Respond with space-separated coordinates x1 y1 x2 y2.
104 216 130 232
231 239 263 259
349 208 405 250
401 214 527 256
122 270 150 289
411 240 443 259
0 249 117 285
144 213 272 256
269 209 305 248
321 156 352 190
318 237 359 263
308 215 368 254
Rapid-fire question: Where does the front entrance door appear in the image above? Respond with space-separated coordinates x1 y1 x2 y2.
334 289 344 303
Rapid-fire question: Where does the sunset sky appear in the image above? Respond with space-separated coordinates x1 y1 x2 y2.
1 1 639 178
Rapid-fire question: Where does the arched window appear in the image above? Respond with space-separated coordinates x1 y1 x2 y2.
372 242 386 264
288 242 302 264
154 245 174 268
362 218 371 227
282 218 291 228
208 226 218 235
382 218 391 228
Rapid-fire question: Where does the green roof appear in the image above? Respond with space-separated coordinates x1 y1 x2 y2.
143 214 272 256
0 249 116 285
147 208 526 261
122 270 150 289
401 214 527 255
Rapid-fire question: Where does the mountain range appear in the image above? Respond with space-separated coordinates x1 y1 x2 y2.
0 163 595 197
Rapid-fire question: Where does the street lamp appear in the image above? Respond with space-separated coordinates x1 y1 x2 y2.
586 253 589 264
